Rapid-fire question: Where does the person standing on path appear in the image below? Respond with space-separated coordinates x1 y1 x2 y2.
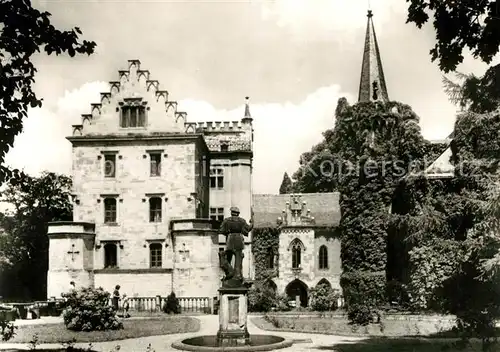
112 285 121 311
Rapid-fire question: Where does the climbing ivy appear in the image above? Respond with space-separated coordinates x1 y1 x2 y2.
334 100 430 324
291 98 431 323
251 227 280 281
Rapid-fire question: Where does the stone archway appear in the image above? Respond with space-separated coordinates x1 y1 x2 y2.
285 279 308 307
316 278 331 289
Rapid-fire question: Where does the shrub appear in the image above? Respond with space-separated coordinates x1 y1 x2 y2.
0 315 16 341
341 271 386 325
274 294 291 312
310 284 341 312
162 292 181 314
62 287 123 331
248 285 276 312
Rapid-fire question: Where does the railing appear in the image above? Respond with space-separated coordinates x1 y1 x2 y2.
109 296 214 314
177 297 212 314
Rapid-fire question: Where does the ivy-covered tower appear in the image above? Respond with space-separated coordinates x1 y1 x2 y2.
358 10 389 103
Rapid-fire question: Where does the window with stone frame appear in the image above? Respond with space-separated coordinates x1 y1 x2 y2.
104 154 116 178
220 142 229 152
210 167 224 189
104 198 117 223
291 239 302 269
318 245 328 270
149 243 162 268
149 197 162 223
120 105 146 128
209 207 224 222
104 243 118 268
150 152 161 177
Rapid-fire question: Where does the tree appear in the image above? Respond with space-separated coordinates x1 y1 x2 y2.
0 0 96 184
278 172 293 194
0 172 72 300
406 0 500 73
442 65 500 114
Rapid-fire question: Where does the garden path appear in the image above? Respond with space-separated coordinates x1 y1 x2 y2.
0 314 366 351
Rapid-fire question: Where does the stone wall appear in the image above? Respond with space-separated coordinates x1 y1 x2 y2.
94 272 172 297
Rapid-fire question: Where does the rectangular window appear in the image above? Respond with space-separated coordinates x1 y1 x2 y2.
210 167 224 189
104 198 117 223
149 197 162 223
149 243 162 268
150 153 161 177
210 207 224 222
104 154 116 178
104 243 118 268
220 143 229 152
120 106 146 128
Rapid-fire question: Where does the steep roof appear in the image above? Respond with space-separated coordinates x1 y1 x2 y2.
358 10 389 103
424 145 454 178
252 193 341 228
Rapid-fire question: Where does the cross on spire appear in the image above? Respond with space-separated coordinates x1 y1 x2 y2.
358 10 389 103
67 244 80 262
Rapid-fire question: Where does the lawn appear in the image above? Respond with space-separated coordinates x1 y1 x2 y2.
6 316 200 343
323 338 500 352
1 350 95 352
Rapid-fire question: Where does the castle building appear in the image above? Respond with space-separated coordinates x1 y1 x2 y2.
46 10 450 305
47 59 253 299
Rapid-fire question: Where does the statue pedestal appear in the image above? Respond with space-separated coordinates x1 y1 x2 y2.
216 286 250 347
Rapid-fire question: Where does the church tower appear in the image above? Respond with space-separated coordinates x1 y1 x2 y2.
358 10 389 103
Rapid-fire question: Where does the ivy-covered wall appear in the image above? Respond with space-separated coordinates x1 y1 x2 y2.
252 227 280 282
333 100 430 323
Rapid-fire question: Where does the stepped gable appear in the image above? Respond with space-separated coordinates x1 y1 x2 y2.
71 59 189 137
252 192 340 228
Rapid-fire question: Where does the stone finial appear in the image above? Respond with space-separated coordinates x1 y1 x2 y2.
242 96 253 123
281 194 315 226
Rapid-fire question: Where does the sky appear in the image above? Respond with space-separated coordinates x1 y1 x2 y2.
3 0 498 195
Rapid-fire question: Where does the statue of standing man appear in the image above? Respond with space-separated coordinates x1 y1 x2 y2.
219 207 253 286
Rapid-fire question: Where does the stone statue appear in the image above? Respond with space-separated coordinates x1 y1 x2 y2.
218 207 253 287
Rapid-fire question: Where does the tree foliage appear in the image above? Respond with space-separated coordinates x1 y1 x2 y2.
0 0 96 184
443 65 500 114
406 0 500 73
278 172 293 194
0 171 72 300
443 109 500 350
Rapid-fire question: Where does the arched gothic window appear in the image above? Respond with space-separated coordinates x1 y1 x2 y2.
288 238 305 269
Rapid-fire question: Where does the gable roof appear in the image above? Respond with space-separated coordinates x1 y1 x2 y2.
252 192 340 228
424 145 454 178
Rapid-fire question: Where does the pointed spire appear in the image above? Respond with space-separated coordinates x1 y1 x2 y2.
358 10 389 103
242 96 253 122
